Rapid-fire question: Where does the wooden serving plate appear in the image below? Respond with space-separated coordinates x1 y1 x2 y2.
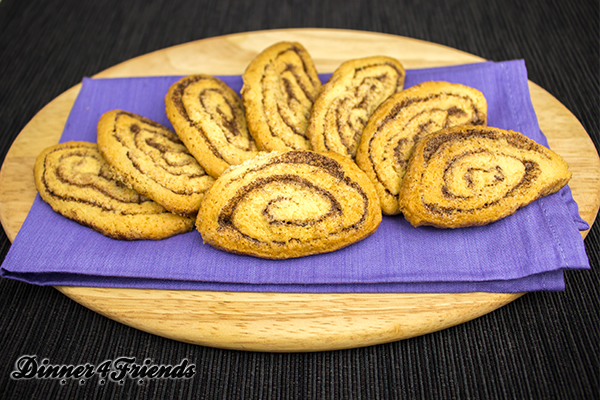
1 29 599 352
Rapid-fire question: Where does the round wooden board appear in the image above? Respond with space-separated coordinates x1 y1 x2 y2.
1 29 599 352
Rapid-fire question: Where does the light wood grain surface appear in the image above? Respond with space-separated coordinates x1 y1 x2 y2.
1 29 598 352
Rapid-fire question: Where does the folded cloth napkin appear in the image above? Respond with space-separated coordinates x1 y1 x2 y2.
0 60 591 292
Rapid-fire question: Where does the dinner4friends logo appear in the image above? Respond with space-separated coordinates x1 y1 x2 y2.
10 355 196 385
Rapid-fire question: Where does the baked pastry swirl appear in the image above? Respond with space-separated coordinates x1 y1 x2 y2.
165 74 259 178
241 41 322 152
398 125 572 228
355 81 487 215
34 141 194 240
307 56 405 158
97 110 215 216
197 150 382 259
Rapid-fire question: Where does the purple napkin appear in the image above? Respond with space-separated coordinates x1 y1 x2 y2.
1 60 590 292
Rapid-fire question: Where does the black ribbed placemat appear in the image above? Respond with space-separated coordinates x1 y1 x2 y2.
1 0 598 398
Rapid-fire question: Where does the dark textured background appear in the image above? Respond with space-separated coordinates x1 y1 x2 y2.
0 0 598 398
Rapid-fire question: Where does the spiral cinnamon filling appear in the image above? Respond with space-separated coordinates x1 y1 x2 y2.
34 142 194 240
41 144 160 213
355 81 488 215
166 75 259 178
261 49 319 147
374 94 485 188
197 150 382 259
109 111 210 194
398 126 571 228
241 42 322 152
307 56 406 158
218 175 343 238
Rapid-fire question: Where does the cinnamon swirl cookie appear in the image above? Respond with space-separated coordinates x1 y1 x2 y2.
241 42 322 152
307 56 405 158
97 110 215 216
355 81 487 215
196 150 382 259
165 74 259 178
398 125 572 228
34 141 194 240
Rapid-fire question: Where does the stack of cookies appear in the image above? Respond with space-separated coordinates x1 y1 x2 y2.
35 112 216 241
35 41 572 259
